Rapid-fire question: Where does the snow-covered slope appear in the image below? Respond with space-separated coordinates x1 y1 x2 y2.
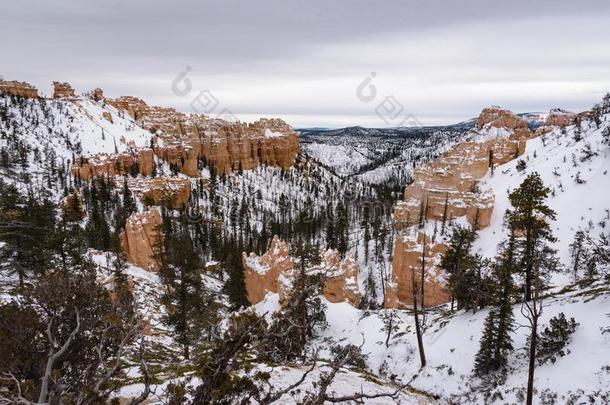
475 114 610 279
0 94 152 194
255 278 609 404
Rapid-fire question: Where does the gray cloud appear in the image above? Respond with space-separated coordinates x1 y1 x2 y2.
2 0 609 127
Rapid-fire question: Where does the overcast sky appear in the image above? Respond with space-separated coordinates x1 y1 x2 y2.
2 0 609 128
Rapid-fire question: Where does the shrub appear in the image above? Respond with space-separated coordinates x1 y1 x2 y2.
536 312 579 365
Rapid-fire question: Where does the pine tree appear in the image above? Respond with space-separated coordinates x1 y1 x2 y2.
265 242 326 362
473 306 499 376
223 249 250 310
569 230 587 281
158 222 219 359
473 234 516 378
506 172 557 301
111 244 135 319
441 224 477 311
381 310 399 348
122 177 137 219
535 312 579 365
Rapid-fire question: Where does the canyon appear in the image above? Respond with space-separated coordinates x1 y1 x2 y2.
0 79 301 275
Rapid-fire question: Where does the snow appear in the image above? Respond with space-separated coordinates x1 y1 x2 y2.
251 112 610 403
264 128 284 138
244 253 271 275
253 284 610 403
475 115 610 276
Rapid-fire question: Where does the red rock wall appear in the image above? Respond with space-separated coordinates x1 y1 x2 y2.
389 107 537 308
108 96 299 176
242 236 294 303
0 80 38 98
242 236 360 306
121 210 161 272
135 177 191 209
71 148 155 180
476 107 528 130
53 82 77 99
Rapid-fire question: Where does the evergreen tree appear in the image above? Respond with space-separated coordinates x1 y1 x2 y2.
535 312 579 365
506 172 557 301
122 177 137 219
0 181 56 285
473 234 516 378
158 222 219 359
441 224 476 309
265 245 326 362
223 249 250 310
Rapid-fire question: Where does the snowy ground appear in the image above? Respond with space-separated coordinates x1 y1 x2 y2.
253 281 610 404
117 363 434 404
251 112 610 404
475 114 610 284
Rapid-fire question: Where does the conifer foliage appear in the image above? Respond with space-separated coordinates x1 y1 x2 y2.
473 235 516 378
506 172 558 301
157 212 220 360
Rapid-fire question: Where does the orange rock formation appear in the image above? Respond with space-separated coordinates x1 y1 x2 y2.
107 96 299 176
242 236 360 306
0 80 39 98
544 109 574 127
91 88 104 102
128 176 191 209
71 149 156 180
53 82 77 99
388 107 536 308
121 210 161 272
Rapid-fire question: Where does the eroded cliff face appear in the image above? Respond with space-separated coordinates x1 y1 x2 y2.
0 80 39 98
68 91 298 181
53 82 77 99
51 82 300 272
388 107 537 308
71 149 156 180
107 96 300 176
65 87 298 192
242 236 294 304
535 109 575 136
121 210 161 272
129 177 191 209
242 236 360 306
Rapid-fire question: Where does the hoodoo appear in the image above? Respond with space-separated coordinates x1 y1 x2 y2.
387 107 536 308
243 236 360 306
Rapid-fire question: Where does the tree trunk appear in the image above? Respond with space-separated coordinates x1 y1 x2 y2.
420 234 427 310
525 265 532 302
412 283 426 368
180 269 190 360
526 314 538 405
385 315 393 348
473 264 481 314
412 238 426 368
524 215 534 302
379 263 386 305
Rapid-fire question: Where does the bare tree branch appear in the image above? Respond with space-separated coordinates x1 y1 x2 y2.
126 338 152 405
38 310 80 404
